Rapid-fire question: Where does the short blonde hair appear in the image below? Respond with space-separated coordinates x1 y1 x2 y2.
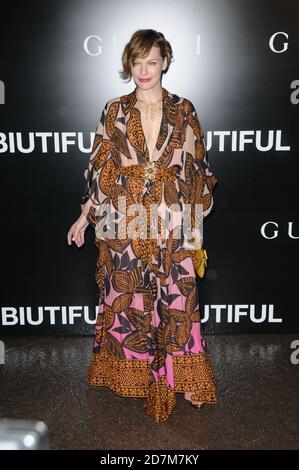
119 29 174 82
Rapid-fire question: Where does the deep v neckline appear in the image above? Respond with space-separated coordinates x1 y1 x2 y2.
132 86 167 162
137 107 163 162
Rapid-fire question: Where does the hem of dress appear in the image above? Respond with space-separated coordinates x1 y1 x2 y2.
87 348 217 422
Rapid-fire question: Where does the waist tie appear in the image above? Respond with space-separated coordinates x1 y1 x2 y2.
119 162 179 182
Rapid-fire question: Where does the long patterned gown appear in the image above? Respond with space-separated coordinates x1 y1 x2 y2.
81 85 218 423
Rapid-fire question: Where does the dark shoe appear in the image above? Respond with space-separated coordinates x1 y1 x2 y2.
189 402 204 409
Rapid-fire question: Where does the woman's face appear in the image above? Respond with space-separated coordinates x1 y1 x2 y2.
131 46 167 89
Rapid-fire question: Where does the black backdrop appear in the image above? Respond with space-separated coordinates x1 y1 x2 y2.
1 0 298 335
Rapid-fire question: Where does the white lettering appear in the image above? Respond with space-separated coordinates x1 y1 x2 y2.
269 32 288 53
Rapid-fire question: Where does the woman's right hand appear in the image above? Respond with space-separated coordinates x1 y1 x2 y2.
67 212 90 248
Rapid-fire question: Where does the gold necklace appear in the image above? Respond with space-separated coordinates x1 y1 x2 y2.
136 93 162 121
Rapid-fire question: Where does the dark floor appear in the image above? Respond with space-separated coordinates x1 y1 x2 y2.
0 334 298 450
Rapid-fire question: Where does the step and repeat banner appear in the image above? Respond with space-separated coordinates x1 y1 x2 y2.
0 0 298 335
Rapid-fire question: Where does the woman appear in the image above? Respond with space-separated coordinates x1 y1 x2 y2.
67 29 218 423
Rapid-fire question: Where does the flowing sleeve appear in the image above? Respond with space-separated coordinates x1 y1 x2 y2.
180 100 218 237
80 100 114 228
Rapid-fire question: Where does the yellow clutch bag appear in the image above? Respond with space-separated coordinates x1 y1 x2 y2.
195 247 208 278
191 232 208 278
